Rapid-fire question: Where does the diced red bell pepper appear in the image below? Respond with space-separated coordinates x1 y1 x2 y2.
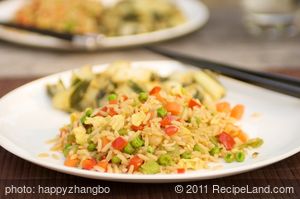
109 99 118 104
131 125 144 131
218 132 235 150
177 168 185 174
112 137 128 150
165 125 179 136
160 115 176 127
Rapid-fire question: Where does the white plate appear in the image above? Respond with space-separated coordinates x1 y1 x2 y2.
0 0 209 50
0 60 300 183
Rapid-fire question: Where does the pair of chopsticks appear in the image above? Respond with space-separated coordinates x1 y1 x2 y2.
1 22 299 98
0 22 103 49
146 47 300 98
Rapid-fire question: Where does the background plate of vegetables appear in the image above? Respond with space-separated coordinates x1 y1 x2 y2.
0 60 299 182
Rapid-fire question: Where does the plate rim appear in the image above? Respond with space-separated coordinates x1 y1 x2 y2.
0 0 209 50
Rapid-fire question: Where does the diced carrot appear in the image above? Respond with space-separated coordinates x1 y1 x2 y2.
153 93 167 104
101 137 110 149
82 158 97 170
129 155 144 171
122 95 128 101
97 106 117 117
165 102 181 115
64 156 79 167
97 159 108 171
230 104 245 120
109 99 118 104
216 102 231 112
177 168 185 174
237 131 248 143
131 125 145 131
97 106 108 117
149 86 161 95
188 99 201 109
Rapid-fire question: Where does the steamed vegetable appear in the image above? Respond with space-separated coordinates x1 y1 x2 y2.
46 62 227 113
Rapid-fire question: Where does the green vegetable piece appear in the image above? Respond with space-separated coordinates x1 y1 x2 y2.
209 136 219 146
86 126 93 134
235 151 245 162
70 80 90 111
111 156 122 164
63 144 72 157
209 147 220 156
140 161 160 174
129 80 144 93
87 143 97 151
123 143 135 154
158 154 173 166
147 146 154 154
107 94 117 101
224 153 235 163
80 108 93 124
67 134 76 144
118 128 127 136
195 117 201 125
46 79 65 97
157 107 167 118
138 92 148 103
130 137 144 148
246 138 264 148
180 152 192 159
193 144 204 153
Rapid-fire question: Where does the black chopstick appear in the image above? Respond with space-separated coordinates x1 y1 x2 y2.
0 22 104 49
0 22 74 41
146 46 300 98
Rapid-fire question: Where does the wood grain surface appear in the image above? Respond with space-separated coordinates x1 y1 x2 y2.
0 76 299 199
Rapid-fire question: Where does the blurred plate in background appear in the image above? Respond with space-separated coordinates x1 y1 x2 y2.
0 0 209 50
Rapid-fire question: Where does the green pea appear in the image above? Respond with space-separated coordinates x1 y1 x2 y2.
193 144 204 153
107 93 117 101
138 92 148 103
157 107 167 118
63 144 72 157
209 147 220 156
180 152 192 159
235 151 245 162
87 143 97 151
80 108 93 124
147 146 154 154
123 143 135 154
130 137 144 148
118 128 127 136
158 154 172 166
111 156 122 164
224 153 235 163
